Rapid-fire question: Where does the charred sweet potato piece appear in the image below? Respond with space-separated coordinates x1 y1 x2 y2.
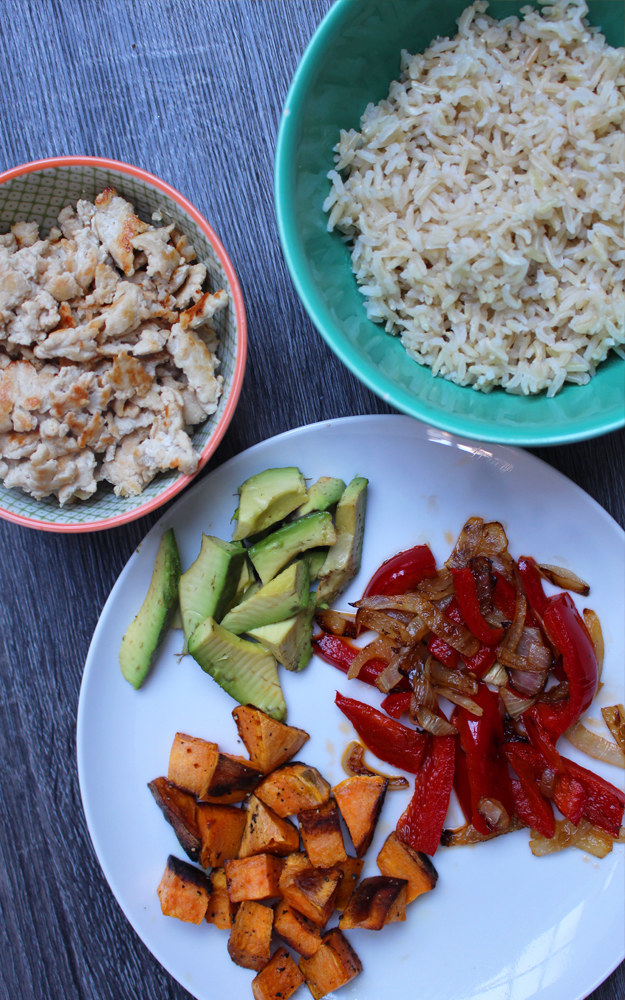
227 900 274 971
255 763 330 818
200 751 263 803
206 868 236 929
273 899 323 958
298 799 347 868
167 733 218 798
298 928 362 999
339 875 407 930
238 794 300 858
233 705 310 773
332 856 365 912
376 831 438 903
225 853 284 902
196 802 246 868
157 855 211 924
148 776 201 863
278 853 342 927
332 775 388 857
252 945 305 1000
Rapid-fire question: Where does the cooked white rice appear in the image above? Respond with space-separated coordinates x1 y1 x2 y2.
324 0 625 395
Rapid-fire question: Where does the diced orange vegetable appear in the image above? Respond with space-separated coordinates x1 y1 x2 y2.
233 705 310 773
167 733 218 798
225 853 284 903
227 900 274 971
157 855 211 924
255 763 330 818
331 856 365 912
333 775 388 857
196 802 246 868
238 794 300 858
278 853 342 927
298 799 347 868
251 946 305 1000
205 868 236 929
376 831 438 903
200 751 263 803
273 899 323 958
148 776 201 863
339 876 407 930
298 928 362 999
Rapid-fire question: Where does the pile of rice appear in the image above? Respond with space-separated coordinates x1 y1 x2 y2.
324 0 625 395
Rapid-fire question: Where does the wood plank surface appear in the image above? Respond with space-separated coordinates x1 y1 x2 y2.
0 2 623 999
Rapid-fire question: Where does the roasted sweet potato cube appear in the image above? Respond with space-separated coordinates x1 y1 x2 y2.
206 868 236 929
273 900 323 958
298 799 347 868
239 794 300 858
332 856 365 912
332 775 387 857
201 751 263 803
278 853 342 927
148 777 201 863
376 831 438 903
196 802 246 868
225 853 284 902
298 928 362 999
255 763 330 818
168 733 218 798
157 855 211 924
227 900 274 971
339 876 407 931
252 945 305 1000
233 705 310 773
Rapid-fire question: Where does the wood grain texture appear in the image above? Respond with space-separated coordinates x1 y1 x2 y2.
0 2 623 999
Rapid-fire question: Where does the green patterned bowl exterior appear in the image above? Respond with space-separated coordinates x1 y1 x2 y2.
0 156 246 532
275 0 625 446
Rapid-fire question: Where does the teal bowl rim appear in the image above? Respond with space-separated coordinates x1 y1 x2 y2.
274 0 625 447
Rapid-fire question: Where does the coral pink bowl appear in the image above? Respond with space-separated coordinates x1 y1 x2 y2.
0 156 247 532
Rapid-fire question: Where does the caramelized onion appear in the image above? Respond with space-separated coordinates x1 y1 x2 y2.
417 568 454 601
433 686 483 716
413 706 457 736
477 797 510 832
441 817 522 846
341 741 409 789
429 659 479 696
583 609 604 676
374 654 406 694
501 588 527 652
538 563 590 596
530 818 615 858
500 686 537 719
408 595 480 656
565 721 625 769
315 608 358 637
480 662 508 687
346 635 394 680
601 705 625 753
354 608 415 644
445 516 484 568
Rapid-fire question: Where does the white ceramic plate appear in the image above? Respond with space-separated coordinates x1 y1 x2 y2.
77 414 625 1000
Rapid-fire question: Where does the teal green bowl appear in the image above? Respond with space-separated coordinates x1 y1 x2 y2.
275 0 625 446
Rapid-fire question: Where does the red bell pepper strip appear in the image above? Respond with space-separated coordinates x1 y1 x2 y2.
380 691 412 719
558 756 625 838
335 691 428 774
363 544 437 597
451 567 504 646
451 685 513 835
313 633 387 687
427 635 459 669
502 743 556 838
553 773 587 826
492 571 517 620
396 733 456 855
462 645 497 678
526 592 598 740
518 556 548 617
453 741 473 824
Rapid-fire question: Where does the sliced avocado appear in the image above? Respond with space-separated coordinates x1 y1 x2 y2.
178 534 246 641
232 467 307 540
295 476 345 517
227 557 257 610
220 559 310 634
303 547 329 582
248 511 337 586
316 476 368 608
119 528 181 689
248 601 315 673
188 616 286 721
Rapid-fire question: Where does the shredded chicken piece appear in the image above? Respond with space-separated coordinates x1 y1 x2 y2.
0 189 227 504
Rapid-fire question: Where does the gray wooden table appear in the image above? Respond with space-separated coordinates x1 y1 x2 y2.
0 2 623 998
